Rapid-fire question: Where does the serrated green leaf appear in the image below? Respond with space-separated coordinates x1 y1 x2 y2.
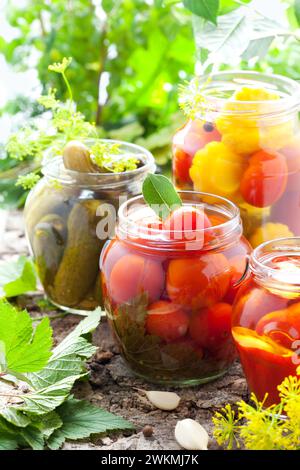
51 308 101 359
242 36 274 61
27 353 84 390
47 398 134 450
184 0 219 24
19 375 83 415
0 407 30 428
0 301 52 374
20 426 45 450
0 256 37 298
193 8 250 64
31 411 63 439
295 0 300 26
27 310 100 389
0 432 19 450
142 174 182 221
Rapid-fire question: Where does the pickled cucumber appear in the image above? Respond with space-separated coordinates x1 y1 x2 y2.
63 140 98 172
25 184 76 239
52 200 101 307
33 214 66 286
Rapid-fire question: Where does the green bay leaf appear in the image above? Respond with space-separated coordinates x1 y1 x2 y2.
142 174 182 221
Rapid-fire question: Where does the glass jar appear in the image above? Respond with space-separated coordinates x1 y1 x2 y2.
232 237 300 406
24 139 155 314
101 191 251 385
172 71 300 247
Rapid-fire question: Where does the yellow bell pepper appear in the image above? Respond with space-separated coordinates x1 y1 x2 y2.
249 222 294 248
216 87 294 155
190 141 245 200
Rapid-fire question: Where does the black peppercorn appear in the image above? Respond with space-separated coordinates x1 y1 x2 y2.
203 122 214 132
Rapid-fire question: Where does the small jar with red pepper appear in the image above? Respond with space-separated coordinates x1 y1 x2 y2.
232 237 300 406
101 191 251 385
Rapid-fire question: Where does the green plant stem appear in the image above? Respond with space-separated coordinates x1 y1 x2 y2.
33 312 70 322
62 72 73 103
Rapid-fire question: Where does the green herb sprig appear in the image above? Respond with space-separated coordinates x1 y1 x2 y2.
213 374 300 450
91 141 139 173
6 57 98 189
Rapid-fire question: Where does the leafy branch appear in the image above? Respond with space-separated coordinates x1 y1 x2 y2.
0 300 134 450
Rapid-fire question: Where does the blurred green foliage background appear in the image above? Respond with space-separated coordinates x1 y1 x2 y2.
0 0 300 208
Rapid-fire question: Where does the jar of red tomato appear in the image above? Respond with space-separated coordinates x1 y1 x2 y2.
101 191 251 385
173 72 300 248
232 237 300 406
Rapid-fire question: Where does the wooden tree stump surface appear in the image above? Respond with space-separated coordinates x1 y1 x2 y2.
0 210 248 450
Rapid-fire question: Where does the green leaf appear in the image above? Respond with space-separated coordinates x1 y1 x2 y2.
19 375 83 415
193 8 250 65
219 0 250 15
295 0 300 25
26 309 101 393
184 0 219 24
0 301 52 374
47 398 134 450
0 256 37 298
20 426 44 450
0 432 19 450
31 411 63 439
52 308 101 359
0 406 30 428
142 174 182 221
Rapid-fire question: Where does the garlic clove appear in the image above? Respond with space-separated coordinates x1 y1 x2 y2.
144 391 181 411
175 418 209 450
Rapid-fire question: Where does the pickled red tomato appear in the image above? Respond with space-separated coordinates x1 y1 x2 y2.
173 148 193 184
146 300 189 342
256 302 300 349
233 281 287 330
109 254 164 304
166 253 230 309
182 120 221 156
240 150 288 208
173 120 221 184
163 206 212 242
101 240 129 280
189 303 233 349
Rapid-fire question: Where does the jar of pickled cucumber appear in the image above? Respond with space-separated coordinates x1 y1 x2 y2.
232 237 300 406
101 191 251 385
24 139 155 314
173 71 300 247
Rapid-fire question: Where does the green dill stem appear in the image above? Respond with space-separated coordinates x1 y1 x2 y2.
62 71 73 103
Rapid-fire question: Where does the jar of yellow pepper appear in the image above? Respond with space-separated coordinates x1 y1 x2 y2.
172 71 300 247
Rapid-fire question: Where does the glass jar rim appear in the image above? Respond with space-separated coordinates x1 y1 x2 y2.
185 70 300 119
42 138 156 188
117 190 242 252
250 237 300 291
